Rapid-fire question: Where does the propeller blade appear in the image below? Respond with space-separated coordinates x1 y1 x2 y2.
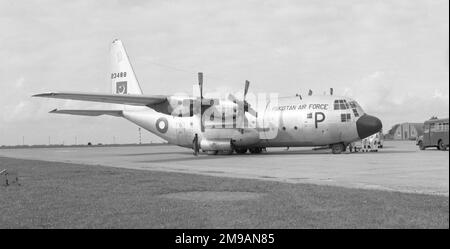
247 106 258 117
198 72 203 100
244 80 250 98
198 72 204 132
227 93 239 103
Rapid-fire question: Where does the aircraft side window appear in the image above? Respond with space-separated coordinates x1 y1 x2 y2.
341 113 351 122
352 109 359 117
307 113 313 119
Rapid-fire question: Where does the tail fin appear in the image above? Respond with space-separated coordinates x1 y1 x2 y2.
110 39 143 95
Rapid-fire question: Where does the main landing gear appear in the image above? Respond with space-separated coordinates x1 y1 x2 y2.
234 147 264 154
204 147 265 155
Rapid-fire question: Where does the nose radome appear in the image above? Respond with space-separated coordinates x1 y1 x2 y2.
356 114 382 139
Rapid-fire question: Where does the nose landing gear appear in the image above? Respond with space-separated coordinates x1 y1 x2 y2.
249 147 263 154
235 148 248 154
330 143 345 154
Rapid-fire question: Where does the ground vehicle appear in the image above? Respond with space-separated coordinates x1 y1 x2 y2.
416 118 449 151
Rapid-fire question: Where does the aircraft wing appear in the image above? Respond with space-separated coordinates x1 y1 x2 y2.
49 109 123 117
33 92 168 106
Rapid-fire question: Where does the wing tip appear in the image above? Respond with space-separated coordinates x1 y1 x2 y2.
32 93 54 97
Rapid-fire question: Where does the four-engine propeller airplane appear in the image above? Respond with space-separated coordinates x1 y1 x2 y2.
33 39 382 155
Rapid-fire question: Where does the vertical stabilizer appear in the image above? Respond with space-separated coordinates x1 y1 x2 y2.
110 39 143 95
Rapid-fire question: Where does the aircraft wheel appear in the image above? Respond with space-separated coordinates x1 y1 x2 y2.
235 148 248 154
331 143 345 154
207 150 218 155
438 140 447 151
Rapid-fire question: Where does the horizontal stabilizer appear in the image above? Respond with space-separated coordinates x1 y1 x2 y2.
49 109 123 117
33 92 167 106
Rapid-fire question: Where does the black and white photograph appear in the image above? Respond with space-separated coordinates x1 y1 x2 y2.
0 0 448 239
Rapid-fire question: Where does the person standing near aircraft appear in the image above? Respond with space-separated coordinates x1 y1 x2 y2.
193 133 199 156
362 138 368 152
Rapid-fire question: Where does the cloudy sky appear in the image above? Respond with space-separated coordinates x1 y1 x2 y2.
0 0 448 145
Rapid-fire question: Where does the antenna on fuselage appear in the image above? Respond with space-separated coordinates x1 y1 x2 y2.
308 89 313 96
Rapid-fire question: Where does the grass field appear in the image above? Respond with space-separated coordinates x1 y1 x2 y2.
0 156 448 228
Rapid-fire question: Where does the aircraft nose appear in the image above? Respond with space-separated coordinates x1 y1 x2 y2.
356 114 382 139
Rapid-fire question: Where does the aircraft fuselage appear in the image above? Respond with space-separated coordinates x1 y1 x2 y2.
122 95 382 153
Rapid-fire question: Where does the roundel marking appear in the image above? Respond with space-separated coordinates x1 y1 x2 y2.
156 117 169 133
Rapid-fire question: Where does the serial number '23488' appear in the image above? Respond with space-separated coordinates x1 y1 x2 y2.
111 72 127 79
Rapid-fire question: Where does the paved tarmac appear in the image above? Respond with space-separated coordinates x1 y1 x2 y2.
1 141 448 196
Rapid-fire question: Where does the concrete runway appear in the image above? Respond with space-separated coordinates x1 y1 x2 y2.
0 141 448 196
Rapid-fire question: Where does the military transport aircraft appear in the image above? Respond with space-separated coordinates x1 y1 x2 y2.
33 39 382 155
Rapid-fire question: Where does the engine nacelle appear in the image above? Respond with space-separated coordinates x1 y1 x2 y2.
200 139 232 151
231 129 260 146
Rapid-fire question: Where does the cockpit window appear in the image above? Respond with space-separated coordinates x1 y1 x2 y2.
334 99 349 110
348 101 359 117
344 100 350 109
348 100 365 117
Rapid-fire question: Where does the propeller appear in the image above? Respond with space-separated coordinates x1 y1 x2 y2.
243 80 257 116
228 80 258 128
228 80 258 117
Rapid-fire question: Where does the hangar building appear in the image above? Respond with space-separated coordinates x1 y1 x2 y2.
386 123 424 140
